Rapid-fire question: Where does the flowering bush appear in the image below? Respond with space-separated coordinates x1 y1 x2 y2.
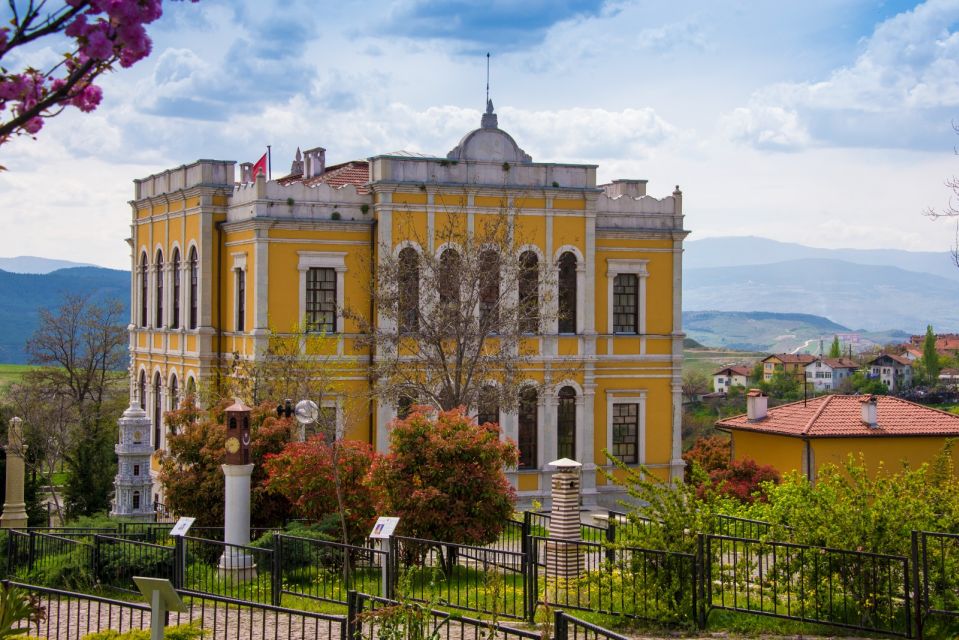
263 436 377 546
0 0 198 147
366 407 518 546
704 457 780 503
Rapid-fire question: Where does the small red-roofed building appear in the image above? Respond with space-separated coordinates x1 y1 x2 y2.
716 392 959 480
712 365 751 393
804 357 860 392
761 353 817 383
867 353 913 391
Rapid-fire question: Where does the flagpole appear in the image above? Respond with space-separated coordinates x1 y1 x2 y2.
266 145 272 180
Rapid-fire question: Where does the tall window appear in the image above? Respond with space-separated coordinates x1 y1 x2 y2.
479 250 500 328
235 269 246 332
518 387 537 469
169 374 179 412
139 252 148 328
397 394 414 420
171 248 181 329
613 273 638 334
132 491 140 510
398 247 419 333
138 370 146 410
558 252 577 334
186 377 196 401
155 250 164 328
477 385 499 426
519 251 539 333
612 403 639 464
152 373 162 451
557 386 576 460
188 247 198 329
439 248 461 308
306 267 336 332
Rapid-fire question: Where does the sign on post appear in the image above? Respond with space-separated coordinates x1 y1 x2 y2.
369 516 400 598
169 517 196 537
133 576 187 640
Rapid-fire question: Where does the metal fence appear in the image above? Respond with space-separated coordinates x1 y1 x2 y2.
280 534 386 605
554 609 631 640
913 529 959 639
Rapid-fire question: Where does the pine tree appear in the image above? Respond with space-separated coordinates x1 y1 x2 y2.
923 325 941 383
828 335 842 358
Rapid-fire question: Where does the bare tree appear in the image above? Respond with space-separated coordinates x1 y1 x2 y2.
925 122 959 266
349 205 570 414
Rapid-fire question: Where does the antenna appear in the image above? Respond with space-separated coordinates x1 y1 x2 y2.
486 52 490 104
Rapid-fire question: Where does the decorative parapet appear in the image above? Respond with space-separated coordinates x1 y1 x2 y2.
134 160 236 200
228 176 371 222
596 184 684 231
369 155 597 190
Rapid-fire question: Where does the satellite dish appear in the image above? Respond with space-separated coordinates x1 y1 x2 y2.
294 399 319 425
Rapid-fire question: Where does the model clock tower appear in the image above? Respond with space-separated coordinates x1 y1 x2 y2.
111 402 156 520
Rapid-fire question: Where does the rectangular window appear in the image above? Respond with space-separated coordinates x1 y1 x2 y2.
613 273 638 334
236 270 246 332
306 267 337 332
612 403 639 464
518 390 537 469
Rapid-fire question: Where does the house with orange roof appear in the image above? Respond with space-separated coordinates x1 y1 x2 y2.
804 357 859 392
716 391 959 480
867 353 913 391
712 365 751 393
761 353 816 383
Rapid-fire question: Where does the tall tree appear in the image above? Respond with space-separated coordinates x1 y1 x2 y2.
21 295 127 517
828 335 841 358
0 0 198 149
349 207 566 414
923 324 941 383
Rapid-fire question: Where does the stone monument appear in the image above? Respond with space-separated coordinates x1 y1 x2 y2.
219 401 256 579
1 417 29 528
111 402 157 520
546 457 584 578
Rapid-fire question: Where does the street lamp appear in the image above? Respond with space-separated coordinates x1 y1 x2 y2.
293 399 319 442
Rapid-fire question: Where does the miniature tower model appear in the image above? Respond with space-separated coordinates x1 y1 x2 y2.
546 457 584 578
111 402 157 520
219 401 256 579
1 417 29 528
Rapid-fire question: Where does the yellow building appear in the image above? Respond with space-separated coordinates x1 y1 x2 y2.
761 353 815 382
127 103 688 506
717 391 959 479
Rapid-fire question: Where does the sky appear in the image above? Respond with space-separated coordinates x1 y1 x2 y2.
2 0 959 270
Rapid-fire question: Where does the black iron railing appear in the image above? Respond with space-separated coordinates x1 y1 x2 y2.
554 609 632 640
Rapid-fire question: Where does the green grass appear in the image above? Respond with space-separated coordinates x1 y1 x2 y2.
0 363 40 394
683 349 764 378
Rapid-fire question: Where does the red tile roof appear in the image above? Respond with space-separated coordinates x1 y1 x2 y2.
277 161 370 193
869 353 912 367
763 353 817 364
717 395 959 438
713 365 752 377
819 358 859 370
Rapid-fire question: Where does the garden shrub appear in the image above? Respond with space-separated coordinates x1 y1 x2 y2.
81 623 206 639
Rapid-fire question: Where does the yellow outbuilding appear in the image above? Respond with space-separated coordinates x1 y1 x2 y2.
127 102 689 506
717 391 959 479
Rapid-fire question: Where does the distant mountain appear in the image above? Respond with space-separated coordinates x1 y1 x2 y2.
0 267 129 364
683 310 909 353
684 258 959 333
686 236 959 282
0 256 98 274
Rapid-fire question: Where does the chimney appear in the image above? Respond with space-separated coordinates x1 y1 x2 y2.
860 395 878 428
303 146 326 179
746 389 767 421
603 179 648 199
239 162 253 184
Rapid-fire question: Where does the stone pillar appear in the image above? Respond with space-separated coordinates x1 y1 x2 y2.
219 463 256 578
546 458 583 578
1 417 28 529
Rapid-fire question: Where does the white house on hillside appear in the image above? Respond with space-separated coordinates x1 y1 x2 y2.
804 357 859 392
712 365 751 393
868 353 913 392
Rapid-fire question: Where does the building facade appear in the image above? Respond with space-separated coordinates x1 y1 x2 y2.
804 357 858 392
712 365 751 394
762 354 816 382
868 354 913 392
126 105 688 507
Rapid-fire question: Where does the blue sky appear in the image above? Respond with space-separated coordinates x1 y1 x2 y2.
1 0 959 269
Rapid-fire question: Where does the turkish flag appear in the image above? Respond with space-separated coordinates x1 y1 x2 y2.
251 152 267 180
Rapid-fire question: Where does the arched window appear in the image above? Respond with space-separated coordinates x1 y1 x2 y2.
518 251 539 333
397 394 415 420
557 386 576 460
558 252 577 334
152 372 162 451
479 249 500 328
171 248 181 329
235 268 246 332
155 250 164 328
439 248 461 308
188 247 198 329
169 374 179 412
139 252 148 328
398 247 419 333
477 385 499 426
186 376 196 400
138 370 146 410
518 387 537 469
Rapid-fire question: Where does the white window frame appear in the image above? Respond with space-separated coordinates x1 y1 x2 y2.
298 252 347 332
606 390 646 466
232 253 247 333
605 259 648 335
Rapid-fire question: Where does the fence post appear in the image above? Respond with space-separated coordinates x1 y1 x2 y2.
347 590 363 640
553 609 567 640
697 533 707 630
605 518 616 565
271 535 283 607
527 532 539 623
27 532 34 572
912 530 922 640
386 536 397 600
92 535 100 582
5 532 13 576
173 536 184 590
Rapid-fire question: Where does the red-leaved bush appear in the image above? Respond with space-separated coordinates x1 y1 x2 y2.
367 407 518 546
682 435 732 481
704 458 780 503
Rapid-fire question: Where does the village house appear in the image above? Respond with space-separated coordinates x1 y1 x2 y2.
761 353 816 383
712 365 751 394
867 353 913 392
717 391 959 479
804 357 859 392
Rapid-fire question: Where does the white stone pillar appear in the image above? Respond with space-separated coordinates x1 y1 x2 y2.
1 417 28 529
219 463 256 578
